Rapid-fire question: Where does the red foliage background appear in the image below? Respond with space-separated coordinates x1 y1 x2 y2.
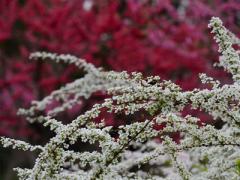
0 0 239 137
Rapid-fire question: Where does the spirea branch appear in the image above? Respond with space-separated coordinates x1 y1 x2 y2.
1 17 240 180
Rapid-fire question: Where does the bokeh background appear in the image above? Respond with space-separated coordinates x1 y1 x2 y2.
0 0 239 179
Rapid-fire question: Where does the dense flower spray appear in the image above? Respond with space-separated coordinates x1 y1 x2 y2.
1 17 240 180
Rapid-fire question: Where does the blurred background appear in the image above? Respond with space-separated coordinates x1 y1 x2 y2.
0 0 239 179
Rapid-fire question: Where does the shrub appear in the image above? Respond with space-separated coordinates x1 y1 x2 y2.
1 0 239 137
1 17 240 180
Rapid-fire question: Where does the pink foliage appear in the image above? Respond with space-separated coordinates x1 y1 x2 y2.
0 0 239 137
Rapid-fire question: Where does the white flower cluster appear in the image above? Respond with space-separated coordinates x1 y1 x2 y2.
1 17 240 180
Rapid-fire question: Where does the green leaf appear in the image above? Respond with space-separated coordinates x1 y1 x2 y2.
235 159 240 175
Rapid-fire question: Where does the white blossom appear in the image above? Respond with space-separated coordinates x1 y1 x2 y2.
1 17 240 180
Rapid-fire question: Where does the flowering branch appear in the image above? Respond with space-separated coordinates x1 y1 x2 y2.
1 17 240 180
